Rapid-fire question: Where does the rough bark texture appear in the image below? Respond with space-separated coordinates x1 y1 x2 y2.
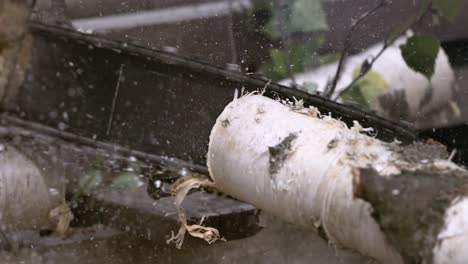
354 142 468 263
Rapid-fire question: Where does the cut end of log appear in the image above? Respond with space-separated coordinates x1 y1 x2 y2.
353 142 468 263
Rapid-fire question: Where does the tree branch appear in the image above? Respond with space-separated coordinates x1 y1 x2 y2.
323 0 389 99
275 0 297 88
227 0 238 65
334 1 434 101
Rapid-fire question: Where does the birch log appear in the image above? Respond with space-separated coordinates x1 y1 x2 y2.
207 94 468 264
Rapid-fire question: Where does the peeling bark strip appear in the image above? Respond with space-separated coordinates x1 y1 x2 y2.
268 133 297 175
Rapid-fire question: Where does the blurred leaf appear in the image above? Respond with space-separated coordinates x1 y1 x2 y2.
78 170 103 195
110 172 144 191
433 0 463 22
267 0 328 38
270 49 286 69
289 0 328 33
260 48 287 80
259 38 337 81
400 35 440 79
341 86 370 110
341 66 389 110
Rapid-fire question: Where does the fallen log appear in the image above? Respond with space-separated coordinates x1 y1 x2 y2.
203 94 468 264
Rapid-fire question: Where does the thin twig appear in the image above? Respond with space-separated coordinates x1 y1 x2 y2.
334 1 433 101
275 0 297 88
333 46 386 100
106 64 124 136
324 0 389 99
227 0 238 65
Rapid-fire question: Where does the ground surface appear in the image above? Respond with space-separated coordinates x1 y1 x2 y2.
0 213 371 264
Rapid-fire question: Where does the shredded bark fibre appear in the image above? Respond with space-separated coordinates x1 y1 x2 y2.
167 176 224 248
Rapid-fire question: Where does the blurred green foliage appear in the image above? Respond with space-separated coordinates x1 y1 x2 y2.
259 37 338 81
396 0 462 80
252 0 335 88
400 34 440 79
251 0 463 106
78 169 103 195
341 66 389 110
110 172 144 191
264 0 329 38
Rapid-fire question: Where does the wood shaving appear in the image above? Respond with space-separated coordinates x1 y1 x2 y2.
167 176 224 248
